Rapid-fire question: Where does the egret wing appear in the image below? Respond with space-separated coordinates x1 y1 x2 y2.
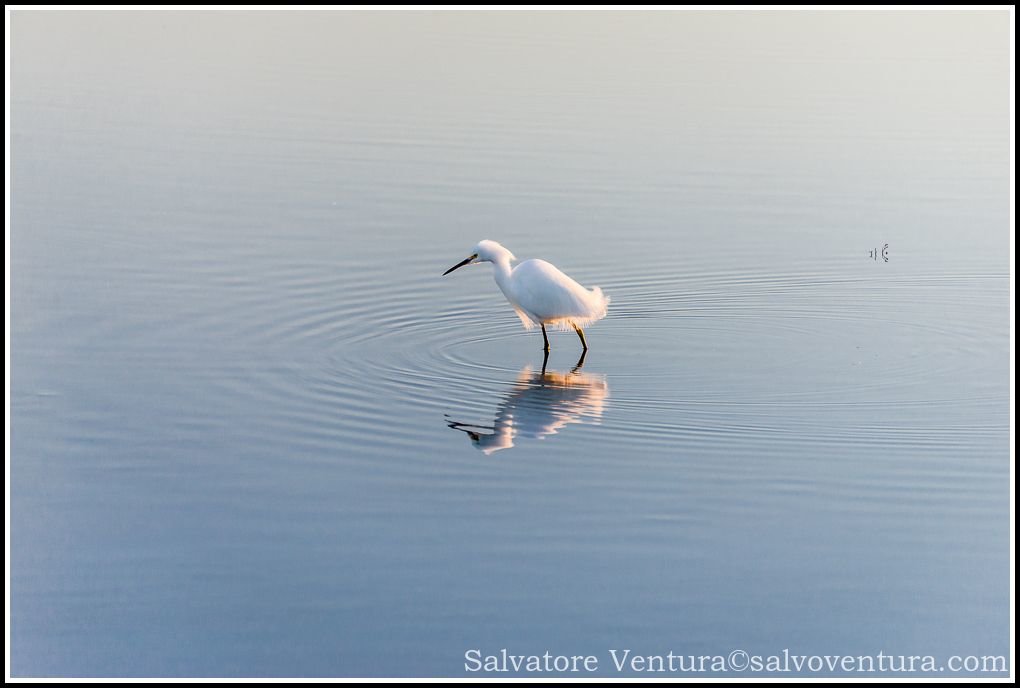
510 259 608 328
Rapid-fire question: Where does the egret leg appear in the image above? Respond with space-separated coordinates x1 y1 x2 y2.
541 324 550 353
573 324 588 351
540 349 550 376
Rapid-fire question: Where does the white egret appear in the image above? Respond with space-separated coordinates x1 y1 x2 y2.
443 240 610 351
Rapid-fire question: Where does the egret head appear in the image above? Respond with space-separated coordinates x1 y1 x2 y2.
443 240 516 275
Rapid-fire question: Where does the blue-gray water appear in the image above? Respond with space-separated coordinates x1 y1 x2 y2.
10 11 1011 678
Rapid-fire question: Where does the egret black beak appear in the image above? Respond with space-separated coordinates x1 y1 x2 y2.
443 254 477 275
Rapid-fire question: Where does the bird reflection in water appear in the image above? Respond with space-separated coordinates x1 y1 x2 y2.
446 351 608 454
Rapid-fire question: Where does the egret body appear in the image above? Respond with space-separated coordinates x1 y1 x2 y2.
443 240 609 352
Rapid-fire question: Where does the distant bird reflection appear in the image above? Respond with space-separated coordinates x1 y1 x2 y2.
446 351 609 454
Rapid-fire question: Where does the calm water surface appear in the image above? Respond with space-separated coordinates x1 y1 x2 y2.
10 11 1011 677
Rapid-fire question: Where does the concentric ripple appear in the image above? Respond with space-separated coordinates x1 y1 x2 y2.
175 241 1007 465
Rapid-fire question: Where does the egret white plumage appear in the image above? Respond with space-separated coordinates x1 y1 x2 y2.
443 240 609 352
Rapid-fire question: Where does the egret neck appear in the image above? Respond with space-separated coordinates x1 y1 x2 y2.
490 252 514 301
